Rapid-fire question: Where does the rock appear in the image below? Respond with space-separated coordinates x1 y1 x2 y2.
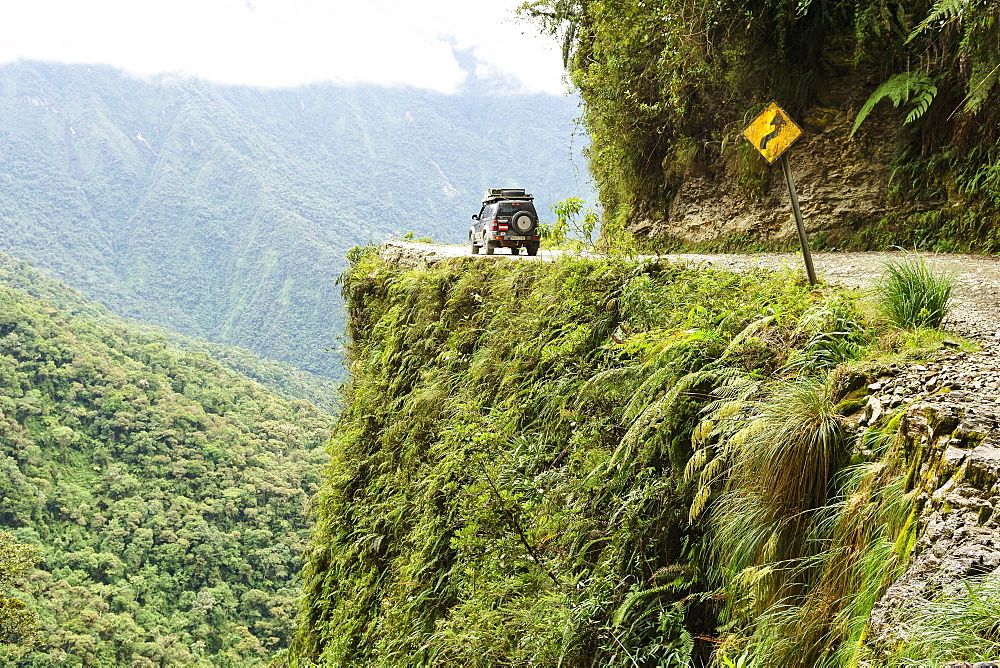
944 447 968 467
866 395 883 424
965 445 1000 488
628 217 655 236
863 386 1000 660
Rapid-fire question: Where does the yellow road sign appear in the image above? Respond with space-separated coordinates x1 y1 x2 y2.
742 102 802 164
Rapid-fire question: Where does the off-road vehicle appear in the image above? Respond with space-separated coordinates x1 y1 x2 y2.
469 188 540 256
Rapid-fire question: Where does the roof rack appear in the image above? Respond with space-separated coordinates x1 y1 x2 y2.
483 188 533 202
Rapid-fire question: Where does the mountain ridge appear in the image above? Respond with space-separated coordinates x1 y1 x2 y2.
0 251 338 408
0 60 590 379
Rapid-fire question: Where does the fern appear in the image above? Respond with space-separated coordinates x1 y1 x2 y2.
850 73 937 138
905 83 938 124
907 0 970 43
906 0 999 119
612 583 689 627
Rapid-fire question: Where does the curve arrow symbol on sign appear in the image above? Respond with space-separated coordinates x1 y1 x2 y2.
759 112 786 151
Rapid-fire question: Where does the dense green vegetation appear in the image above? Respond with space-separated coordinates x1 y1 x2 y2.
1 532 40 653
0 251 337 408
520 0 1000 252
0 60 588 379
292 250 956 665
0 280 335 666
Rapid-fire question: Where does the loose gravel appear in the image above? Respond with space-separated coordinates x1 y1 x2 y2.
384 243 1000 339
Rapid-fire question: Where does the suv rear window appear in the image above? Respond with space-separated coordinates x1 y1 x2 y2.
498 202 536 217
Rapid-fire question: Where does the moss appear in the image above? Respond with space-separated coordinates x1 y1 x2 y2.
894 509 920 559
883 410 905 435
978 505 993 526
835 398 867 416
293 252 959 666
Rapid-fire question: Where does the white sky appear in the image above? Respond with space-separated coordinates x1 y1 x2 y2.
0 0 567 94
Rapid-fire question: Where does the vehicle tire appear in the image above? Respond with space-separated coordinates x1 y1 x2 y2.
485 242 495 255
526 244 539 256
510 211 536 235
470 234 479 254
510 247 520 255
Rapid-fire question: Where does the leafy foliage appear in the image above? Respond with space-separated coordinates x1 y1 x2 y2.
292 251 950 666
519 1 1000 251
0 531 40 658
544 197 600 249
0 280 335 665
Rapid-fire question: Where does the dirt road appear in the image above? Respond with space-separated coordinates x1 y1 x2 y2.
379 241 1000 340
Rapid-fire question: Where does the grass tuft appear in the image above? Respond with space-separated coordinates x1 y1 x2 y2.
702 375 848 622
877 253 954 329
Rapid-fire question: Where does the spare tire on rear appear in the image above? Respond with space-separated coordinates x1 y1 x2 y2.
510 211 536 235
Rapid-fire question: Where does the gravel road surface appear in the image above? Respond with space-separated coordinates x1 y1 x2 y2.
381 241 1000 341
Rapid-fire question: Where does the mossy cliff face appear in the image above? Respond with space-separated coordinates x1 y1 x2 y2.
522 1 1000 253
291 251 997 666
859 347 1000 663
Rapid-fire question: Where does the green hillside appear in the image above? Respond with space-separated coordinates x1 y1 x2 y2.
0 251 337 408
0 276 335 666
291 250 956 665
0 60 588 379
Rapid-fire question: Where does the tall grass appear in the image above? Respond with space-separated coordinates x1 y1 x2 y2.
710 375 847 617
877 254 955 329
889 575 1000 665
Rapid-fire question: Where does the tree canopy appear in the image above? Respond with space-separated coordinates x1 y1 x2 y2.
0 277 335 665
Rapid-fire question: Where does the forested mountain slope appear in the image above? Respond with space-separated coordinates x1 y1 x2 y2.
0 252 337 407
0 60 587 379
0 277 334 665
522 0 1000 252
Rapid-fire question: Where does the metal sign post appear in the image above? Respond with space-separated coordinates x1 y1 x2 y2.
779 153 817 285
742 101 817 285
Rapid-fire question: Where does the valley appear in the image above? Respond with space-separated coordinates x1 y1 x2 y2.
2 0 1000 665
0 258 334 665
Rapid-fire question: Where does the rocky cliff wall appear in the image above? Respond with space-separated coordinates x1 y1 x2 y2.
860 343 1000 660
644 109 898 247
